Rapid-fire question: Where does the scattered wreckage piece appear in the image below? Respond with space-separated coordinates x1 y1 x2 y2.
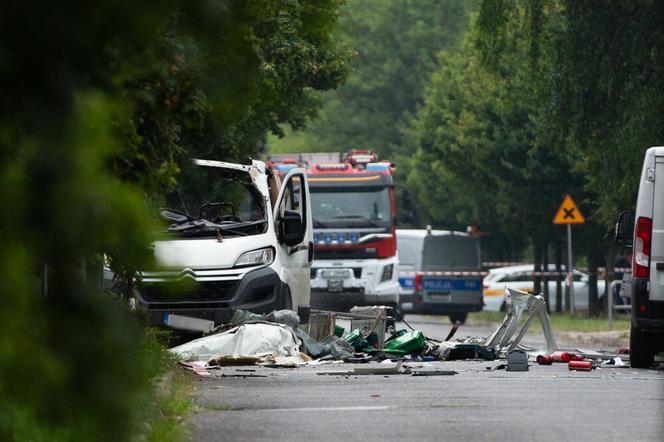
411 370 458 377
353 361 405 375
170 321 305 365
426 338 496 361
179 361 213 376
600 357 628 367
316 361 459 377
568 360 594 371
506 349 529 372
444 320 462 342
535 349 629 367
382 330 426 355
483 288 558 354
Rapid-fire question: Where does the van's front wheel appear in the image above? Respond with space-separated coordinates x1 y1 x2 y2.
449 312 467 325
630 323 654 368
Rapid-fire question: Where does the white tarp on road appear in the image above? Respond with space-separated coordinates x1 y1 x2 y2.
170 322 302 363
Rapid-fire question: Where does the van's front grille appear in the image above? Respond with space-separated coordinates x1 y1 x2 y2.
139 280 239 302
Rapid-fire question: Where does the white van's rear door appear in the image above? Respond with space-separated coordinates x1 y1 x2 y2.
652 156 664 301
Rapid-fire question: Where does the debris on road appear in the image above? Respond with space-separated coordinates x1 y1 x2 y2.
170 321 304 365
170 295 636 377
506 349 529 372
178 360 213 376
600 357 628 368
536 355 554 365
381 330 426 355
483 288 558 354
353 361 405 375
568 360 594 371
444 320 462 341
411 370 458 377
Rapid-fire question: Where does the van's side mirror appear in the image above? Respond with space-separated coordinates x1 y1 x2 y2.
279 210 304 246
615 210 635 248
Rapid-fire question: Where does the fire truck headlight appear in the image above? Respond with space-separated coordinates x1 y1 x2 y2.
381 264 394 282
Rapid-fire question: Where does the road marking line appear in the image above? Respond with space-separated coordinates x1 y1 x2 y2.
262 406 391 412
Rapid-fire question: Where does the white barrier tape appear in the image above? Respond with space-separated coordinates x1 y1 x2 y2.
400 268 632 278
481 264 631 274
399 271 487 277
482 262 527 267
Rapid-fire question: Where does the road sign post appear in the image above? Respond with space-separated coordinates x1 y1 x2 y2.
553 195 585 315
566 223 574 315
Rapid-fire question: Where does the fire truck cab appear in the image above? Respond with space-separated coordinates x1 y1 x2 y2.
270 150 401 310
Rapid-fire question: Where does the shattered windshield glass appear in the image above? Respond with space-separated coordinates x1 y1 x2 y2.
161 162 267 237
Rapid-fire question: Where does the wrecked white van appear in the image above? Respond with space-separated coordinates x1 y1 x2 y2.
126 159 313 330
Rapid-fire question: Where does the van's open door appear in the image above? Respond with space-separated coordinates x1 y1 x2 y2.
273 168 313 317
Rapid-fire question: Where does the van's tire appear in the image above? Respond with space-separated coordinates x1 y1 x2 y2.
630 323 654 368
449 312 468 325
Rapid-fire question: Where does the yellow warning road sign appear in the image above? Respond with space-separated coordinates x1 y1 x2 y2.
553 195 585 224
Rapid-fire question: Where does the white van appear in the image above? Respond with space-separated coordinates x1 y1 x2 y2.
397 229 483 324
109 159 313 330
616 146 664 367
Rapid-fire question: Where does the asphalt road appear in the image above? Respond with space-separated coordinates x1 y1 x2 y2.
186 315 664 442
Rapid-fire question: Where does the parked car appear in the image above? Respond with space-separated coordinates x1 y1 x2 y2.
615 146 664 368
482 264 606 312
397 228 483 324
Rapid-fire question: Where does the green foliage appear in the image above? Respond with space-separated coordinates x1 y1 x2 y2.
400 20 579 258
269 0 475 156
0 1 350 440
116 0 352 196
476 0 664 227
144 368 193 442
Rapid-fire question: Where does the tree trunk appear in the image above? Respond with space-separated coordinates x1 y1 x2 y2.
556 238 564 313
542 240 550 312
533 238 542 297
588 252 600 316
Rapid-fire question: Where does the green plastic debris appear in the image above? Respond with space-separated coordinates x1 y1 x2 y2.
343 329 370 351
334 325 345 337
383 330 425 354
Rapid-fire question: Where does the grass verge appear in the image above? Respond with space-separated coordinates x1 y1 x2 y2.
142 364 194 442
469 310 630 332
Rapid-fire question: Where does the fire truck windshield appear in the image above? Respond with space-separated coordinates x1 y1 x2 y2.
311 187 392 228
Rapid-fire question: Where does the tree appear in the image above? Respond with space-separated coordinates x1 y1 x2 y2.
0 1 350 439
269 0 475 156
474 0 664 312
475 0 664 226
116 0 352 196
400 21 579 263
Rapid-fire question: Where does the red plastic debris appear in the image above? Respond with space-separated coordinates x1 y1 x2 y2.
536 355 554 365
568 360 593 371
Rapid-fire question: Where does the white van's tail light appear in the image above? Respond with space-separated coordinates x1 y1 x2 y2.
633 216 652 278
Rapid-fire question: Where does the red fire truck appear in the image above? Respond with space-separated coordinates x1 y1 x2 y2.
269 150 401 310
